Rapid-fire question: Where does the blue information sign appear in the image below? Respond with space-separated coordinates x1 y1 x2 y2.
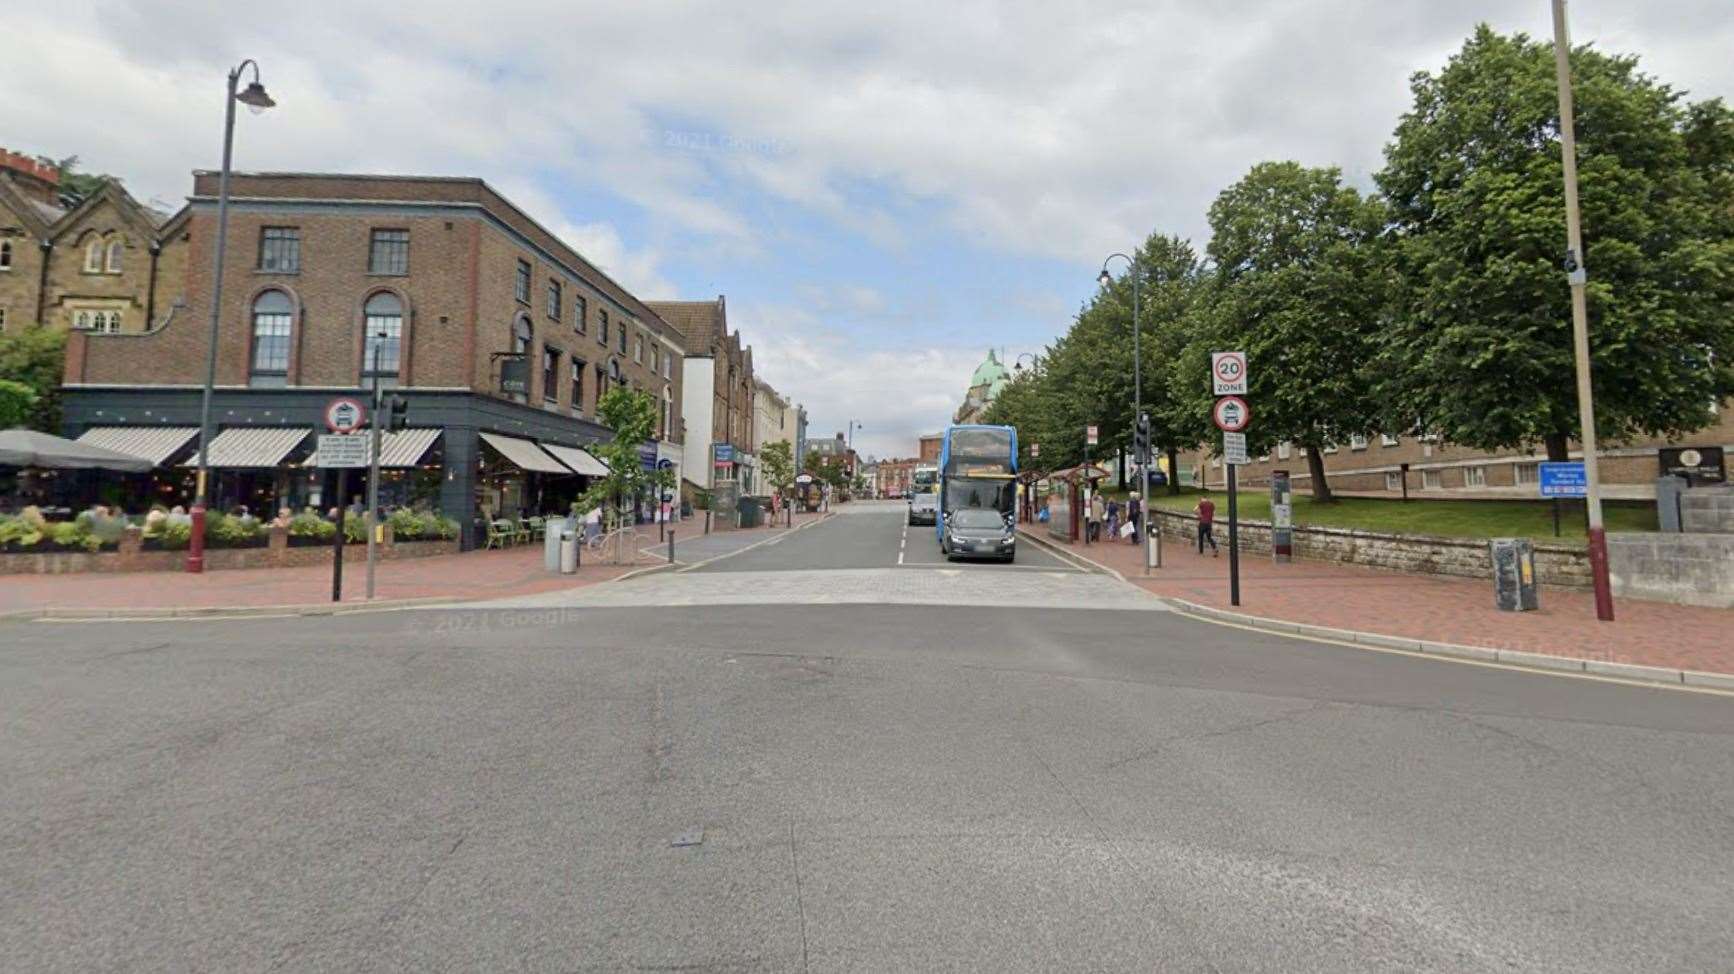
1538 461 1587 498
713 443 734 463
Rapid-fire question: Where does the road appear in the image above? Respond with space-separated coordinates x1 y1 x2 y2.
3 501 1731 972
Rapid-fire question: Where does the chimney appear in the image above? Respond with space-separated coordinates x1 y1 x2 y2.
0 149 62 206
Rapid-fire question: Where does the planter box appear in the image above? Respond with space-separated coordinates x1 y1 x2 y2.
0 523 457 575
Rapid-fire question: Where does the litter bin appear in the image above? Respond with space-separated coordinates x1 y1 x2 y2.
560 529 579 574
543 520 563 571
738 496 763 528
1490 538 1539 611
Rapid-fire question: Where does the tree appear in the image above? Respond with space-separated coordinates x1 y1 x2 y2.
576 387 675 563
761 439 796 497
0 326 68 433
0 380 37 429
48 155 118 209
1170 161 1389 501
1376 26 1734 461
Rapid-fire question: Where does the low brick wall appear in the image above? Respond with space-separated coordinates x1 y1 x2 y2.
1607 532 1734 609
1147 508 1591 588
0 525 459 575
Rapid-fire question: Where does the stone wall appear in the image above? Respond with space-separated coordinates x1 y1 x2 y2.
1681 488 1734 534
0 524 458 575
1146 508 1591 588
1607 532 1734 609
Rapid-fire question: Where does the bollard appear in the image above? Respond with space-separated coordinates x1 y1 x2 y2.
705 510 712 534
668 530 675 564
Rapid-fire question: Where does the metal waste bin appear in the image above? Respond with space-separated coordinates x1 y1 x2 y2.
1490 537 1539 611
560 530 579 574
738 496 763 528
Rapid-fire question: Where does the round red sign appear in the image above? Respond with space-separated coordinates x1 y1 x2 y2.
324 397 367 433
1212 395 1251 433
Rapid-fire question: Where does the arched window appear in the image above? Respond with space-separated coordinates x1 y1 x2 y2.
0 241 12 270
662 385 673 438
513 315 533 355
508 315 533 401
362 292 403 386
106 240 124 273
608 358 623 385
75 310 92 330
84 240 103 273
250 290 293 387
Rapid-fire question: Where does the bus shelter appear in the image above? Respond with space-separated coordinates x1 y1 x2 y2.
1045 463 1110 543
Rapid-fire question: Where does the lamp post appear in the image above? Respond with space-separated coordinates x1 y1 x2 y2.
1551 0 1614 621
1099 253 1155 572
187 60 275 573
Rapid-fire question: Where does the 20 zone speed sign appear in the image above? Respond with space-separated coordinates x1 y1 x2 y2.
1211 351 1247 395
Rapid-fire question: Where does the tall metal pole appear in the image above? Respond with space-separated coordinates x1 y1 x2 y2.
365 338 384 600
1551 0 1615 621
187 67 243 574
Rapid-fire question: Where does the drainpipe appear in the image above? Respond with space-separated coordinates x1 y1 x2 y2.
145 240 161 328
34 239 51 325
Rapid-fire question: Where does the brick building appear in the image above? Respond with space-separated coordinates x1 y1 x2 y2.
0 148 181 337
651 296 755 496
60 171 687 548
1178 412 1734 501
877 457 917 497
918 434 943 463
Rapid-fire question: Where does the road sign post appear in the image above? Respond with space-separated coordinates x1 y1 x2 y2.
1211 352 1250 606
1211 351 1247 395
322 396 369 604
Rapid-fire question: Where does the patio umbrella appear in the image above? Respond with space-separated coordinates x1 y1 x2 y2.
0 428 154 472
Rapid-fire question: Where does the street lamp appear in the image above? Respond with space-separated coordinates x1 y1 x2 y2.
1551 0 1614 621
1013 352 1041 373
1098 252 1156 572
187 60 275 573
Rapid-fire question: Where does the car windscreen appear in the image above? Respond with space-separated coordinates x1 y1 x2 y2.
949 508 1007 530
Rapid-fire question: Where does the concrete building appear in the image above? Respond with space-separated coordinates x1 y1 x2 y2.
750 377 794 493
953 349 1011 425
59 171 686 549
651 296 755 498
0 148 182 337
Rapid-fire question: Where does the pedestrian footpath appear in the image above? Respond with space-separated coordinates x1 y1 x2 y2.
1022 524 1734 677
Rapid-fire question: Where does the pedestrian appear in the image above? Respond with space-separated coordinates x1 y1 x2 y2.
1126 495 1142 544
1105 498 1120 542
1194 495 1218 556
1087 491 1105 543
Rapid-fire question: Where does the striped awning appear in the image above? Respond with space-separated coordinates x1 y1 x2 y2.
76 426 200 467
180 427 310 468
304 428 442 468
541 443 609 477
478 432 571 474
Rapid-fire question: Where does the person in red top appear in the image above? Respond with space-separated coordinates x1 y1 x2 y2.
1194 496 1219 556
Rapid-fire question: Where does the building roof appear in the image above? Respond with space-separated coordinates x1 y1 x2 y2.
645 297 726 352
970 349 1010 394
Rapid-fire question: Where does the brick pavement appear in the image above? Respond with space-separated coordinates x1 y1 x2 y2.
1025 525 1734 677
0 513 822 616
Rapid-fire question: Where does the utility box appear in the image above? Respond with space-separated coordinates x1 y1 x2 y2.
1655 476 1687 533
738 496 763 528
1490 538 1539 612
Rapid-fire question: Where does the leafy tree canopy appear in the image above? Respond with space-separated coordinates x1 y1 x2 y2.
0 327 68 433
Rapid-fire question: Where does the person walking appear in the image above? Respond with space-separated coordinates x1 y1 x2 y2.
1087 491 1106 543
1126 494 1142 545
1194 495 1218 556
1105 498 1121 544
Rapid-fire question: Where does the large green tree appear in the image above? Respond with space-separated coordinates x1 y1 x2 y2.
0 326 69 433
1170 161 1389 501
760 439 796 497
578 387 675 562
1376 26 1734 460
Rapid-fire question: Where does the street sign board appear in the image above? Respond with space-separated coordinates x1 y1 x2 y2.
1212 395 1251 433
713 443 734 465
1085 425 1098 446
1538 461 1587 498
317 433 369 468
498 357 529 396
1658 446 1725 486
324 397 366 433
1222 431 1249 465
1211 351 1247 395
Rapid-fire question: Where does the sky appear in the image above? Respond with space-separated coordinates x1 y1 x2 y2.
3 1 1730 461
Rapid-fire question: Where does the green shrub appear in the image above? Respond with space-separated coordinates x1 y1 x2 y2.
159 521 191 550
432 515 459 540
342 515 368 544
86 513 127 545
206 511 262 548
0 515 44 548
288 511 335 541
387 508 424 540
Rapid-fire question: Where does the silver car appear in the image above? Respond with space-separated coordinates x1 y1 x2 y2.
908 491 937 525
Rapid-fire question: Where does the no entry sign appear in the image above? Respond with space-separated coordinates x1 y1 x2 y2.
1212 395 1251 433
1212 351 1247 395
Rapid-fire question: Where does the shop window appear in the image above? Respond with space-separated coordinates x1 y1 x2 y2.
363 292 403 385
249 290 293 387
258 227 300 272
369 229 409 275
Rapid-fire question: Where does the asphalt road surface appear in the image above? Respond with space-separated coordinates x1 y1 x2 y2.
4 501 1732 972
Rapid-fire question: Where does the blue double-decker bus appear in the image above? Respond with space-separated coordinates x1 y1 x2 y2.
936 424 1018 546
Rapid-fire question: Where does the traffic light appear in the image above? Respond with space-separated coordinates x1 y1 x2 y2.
387 395 409 432
1134 412 1151 464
